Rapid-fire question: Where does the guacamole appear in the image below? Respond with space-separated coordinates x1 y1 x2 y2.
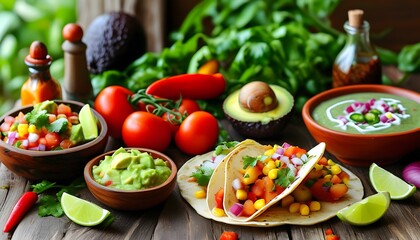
92 148 172 190
312 92 420 134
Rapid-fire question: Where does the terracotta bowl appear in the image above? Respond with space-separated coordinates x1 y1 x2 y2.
84 148 177 211
302 84 420 167
0 100 108 181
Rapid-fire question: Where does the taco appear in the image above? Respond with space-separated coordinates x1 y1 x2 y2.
177 139 364 227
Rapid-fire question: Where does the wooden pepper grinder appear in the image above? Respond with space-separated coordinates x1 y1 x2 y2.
62 23 93 103
332 9 382 88
20 41 62 106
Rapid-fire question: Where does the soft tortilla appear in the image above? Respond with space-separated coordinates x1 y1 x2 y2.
177 142 364 227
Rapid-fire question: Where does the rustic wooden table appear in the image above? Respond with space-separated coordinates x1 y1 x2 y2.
1 74 419 240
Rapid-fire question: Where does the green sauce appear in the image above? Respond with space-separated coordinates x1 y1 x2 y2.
312 92 420 134
92 148 172 190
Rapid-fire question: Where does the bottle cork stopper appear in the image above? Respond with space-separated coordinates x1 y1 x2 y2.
348 9 364 28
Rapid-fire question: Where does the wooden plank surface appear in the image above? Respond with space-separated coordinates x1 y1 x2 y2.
1 116 419 240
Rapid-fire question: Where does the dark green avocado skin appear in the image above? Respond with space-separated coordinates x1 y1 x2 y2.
225 109 293 139
84 12 147 74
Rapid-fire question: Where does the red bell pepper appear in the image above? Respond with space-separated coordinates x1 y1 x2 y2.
3 191 38 232
146 73 226 100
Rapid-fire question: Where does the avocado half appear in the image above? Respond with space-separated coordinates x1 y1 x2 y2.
223 85 294 139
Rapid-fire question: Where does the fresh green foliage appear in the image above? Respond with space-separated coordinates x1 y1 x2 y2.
25 109 49 128
242 155 267 169
0 0 77 115
47 118 68 133
275 167 296 187
191 165 214 186
31 178 86 217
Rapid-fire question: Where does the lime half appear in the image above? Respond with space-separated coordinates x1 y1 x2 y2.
337 191 390 226
61 192 110 226
369 163 416 200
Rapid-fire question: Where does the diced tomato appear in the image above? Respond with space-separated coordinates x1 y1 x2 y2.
16 112 27 124
318 157 328 166
251 179 264 198
337 171 350 183
331 174 342 184
215 188 224 209
310 178 348 202
330 184 348 200
256 160 265 171
57 103 72 116
264 177 278 203
60 139 73 149
247 191 257 202
45 132 60 150
241 199 256 217
220 231 238 240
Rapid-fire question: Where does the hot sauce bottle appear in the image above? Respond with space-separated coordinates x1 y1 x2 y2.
332 9 382 88
20 41 62 106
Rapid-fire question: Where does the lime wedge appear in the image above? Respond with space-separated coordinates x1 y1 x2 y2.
79 104 98 140
369 163 416 200
61 192 110 226
337 192 390 226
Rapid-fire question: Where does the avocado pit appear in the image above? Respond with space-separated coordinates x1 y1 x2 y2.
223 82 294 139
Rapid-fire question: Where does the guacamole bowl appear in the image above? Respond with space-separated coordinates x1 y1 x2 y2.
84 148 177 211
0 100 109 181
302 84 420 167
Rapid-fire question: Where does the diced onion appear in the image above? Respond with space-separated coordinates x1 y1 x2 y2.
291 157 303 166
271 153 281 160
229 203 243 216
232 178 242 190
282 142 291 148
403 161 420 188
38 144 46 151
213 154 225 166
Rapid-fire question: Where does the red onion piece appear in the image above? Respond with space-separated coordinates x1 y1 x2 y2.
230 203 243 216
403 161 420 188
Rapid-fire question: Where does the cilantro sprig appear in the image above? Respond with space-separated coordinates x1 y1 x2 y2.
274 168 296 188
242 155 267 169
191 165 214 186
32 178 86 217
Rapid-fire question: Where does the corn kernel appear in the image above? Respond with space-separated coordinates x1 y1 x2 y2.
314 163 323 171
324 174 332 180
236 189 248 201
10 124 17 131
327 159 335 166
385 112 393 119
212 207 225 217
18 123 29 138
254 199 266 210
342 177 350 185
263 160 276 175
299 204 310 216
289 202 300 213
281 195 295 208
309 201 321 211
195 189 206 199
330 165 342 175
28 124 37 133
264 149 275 158
275 160 281 167
268 168 279 180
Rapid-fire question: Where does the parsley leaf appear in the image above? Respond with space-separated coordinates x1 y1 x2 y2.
47 118 69 133
38 195 63 217
242 155 267 169
274 168 296 188
191 165 214 186
25 109 49 128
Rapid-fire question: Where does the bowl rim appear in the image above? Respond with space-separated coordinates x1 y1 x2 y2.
0 100 108 156
302 84 420 138
84 147 178 193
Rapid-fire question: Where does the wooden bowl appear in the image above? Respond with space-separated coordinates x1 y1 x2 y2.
84 148 177 211
0 100 108 181
302 85 420 167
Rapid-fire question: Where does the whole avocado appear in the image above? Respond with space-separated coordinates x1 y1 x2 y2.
84 12 147 74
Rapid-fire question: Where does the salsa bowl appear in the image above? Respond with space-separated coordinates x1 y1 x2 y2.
302 84 420 167
0 100 109 181
84 148 177 211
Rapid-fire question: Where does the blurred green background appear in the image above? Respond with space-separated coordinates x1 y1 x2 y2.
0 0 76 115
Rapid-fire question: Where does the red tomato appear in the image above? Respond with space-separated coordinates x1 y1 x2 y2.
122 111 172 152
45 132 60 150
220 231 238 240
175 111 218 155
214 188 224 209
178 99 200 115
57 104 72 117
94 86 135 138
310 178 348 202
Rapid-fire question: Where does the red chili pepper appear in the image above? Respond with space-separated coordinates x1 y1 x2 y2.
3 191 38 232
145 73 226 100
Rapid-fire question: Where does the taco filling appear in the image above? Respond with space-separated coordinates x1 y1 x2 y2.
221 141 326 221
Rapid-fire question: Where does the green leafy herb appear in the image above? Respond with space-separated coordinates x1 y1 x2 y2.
191 165 214 186
25 110 49 129
31 178 86 217
274 167 296 188
242 155 267 169
47 118 69 133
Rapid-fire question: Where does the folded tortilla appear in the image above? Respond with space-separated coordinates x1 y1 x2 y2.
177 140 364 227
